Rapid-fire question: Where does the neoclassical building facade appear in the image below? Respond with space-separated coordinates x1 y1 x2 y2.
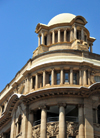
0 13 100 138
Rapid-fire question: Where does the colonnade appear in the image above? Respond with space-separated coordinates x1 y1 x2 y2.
38 26 85 46
30 68 91 90
27 104 84 138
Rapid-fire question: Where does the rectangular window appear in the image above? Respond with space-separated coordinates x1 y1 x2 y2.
65 72 69 83
73 72 77 84
56 73 60 85
32 76 35 89
49 74 51 85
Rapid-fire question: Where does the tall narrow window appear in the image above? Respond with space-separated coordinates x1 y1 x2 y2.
18 115 22 134
50 33 52 44
49 74 51 85
65 72 69 83
32 76 35 89
55 32 58 43
60 31 64 42
67 30 70 42
77 30 81 40
2 105 4 113
56 73 60 85
73 72 77 84
44 35 47 45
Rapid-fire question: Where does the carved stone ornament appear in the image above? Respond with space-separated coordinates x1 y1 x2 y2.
47 122 59 137
66 122 79 136
32 125 40 138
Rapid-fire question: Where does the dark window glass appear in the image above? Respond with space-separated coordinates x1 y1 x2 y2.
65 73 69 82
18 115 22 133
33 76 35 89
49 74 51 85
56 73 60 85
44 35 47 45
73 73 77 84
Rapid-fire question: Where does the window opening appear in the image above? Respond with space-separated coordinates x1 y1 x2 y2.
18 115 22 134
32 76 35 89
56 73 60 85
98 105 100 124
44 35 47 45
65 72 69 83
73 72 77 84
49 74 51 85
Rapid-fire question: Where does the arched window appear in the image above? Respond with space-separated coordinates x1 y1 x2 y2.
18 115 22 134
98 105 100 124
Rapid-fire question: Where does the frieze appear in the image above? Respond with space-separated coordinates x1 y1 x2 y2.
66 122 79 136
47 122 59 137
32 125 40 138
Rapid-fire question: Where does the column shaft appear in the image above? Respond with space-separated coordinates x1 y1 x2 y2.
83 69 86 85
79 105 84 138
22 110 28 138
88 70 90 85
10 114 15 138
43 70 46 87
35 74 38 89
74 26 77 39
70 68 73 85
38 35 40 46
40 108 47 138
52 31 55 44
59 106 65 138
27 112 34 138
79 69 82 85
47 33 50 45
90 45 92 53
58 29 60 42
64 30 66 42
81 28 84 40
60 69 63 84
41 32 44 45
51 69 54 85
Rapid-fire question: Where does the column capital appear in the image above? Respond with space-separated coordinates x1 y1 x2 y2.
38 104 49 110
78 104 84 108
58 103 66 108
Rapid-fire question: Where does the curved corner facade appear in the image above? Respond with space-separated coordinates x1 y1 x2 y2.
0 13 100 138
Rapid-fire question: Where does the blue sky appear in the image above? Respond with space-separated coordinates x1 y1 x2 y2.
0 0 100 91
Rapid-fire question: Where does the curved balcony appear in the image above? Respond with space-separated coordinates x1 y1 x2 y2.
33 116 78 126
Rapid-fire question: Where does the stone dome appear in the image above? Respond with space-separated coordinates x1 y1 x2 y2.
48 13 76 26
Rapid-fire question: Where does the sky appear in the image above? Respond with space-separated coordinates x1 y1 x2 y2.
0 0 100 92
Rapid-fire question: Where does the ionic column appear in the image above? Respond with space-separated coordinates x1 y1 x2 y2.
83 69 86 85
88 69 90 85
27 110 34 138
22 108 28 138
52 30 55 44
40 107 47 138
38 35 41 46
74 25 77 39
70 68 73 85
35 73 38 89
79 104 84 138
81 28 84 41
41 31 44 45
58 29 60 42
60 68 63 85
70 29 73 41
47 33 50 45
10 113 15 138
64 29 66 42
43 70 46 87
51 69 54 85
79 69 82 85
59 104 66 138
